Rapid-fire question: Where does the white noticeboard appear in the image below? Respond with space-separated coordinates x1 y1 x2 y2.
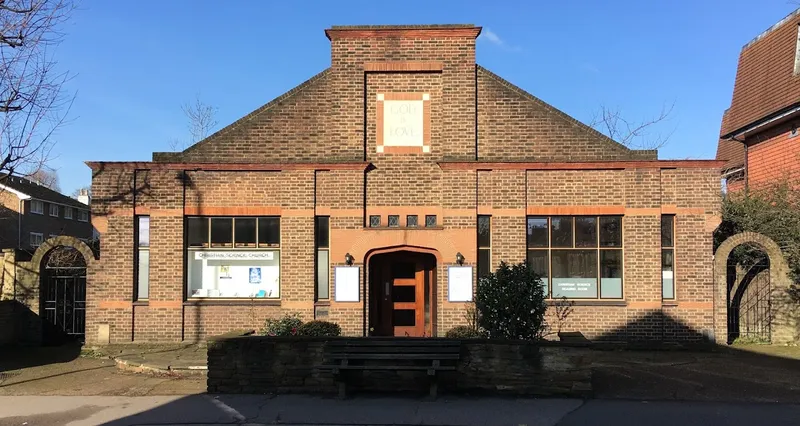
334 266 360 302
448 266 473 302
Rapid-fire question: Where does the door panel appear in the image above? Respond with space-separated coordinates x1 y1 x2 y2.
370 252 434 337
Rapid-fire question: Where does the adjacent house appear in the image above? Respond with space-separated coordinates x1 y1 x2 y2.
0 174 93 251
88 25 724 344
717 9 800 191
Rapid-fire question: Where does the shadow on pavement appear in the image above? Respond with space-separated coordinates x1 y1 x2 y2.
0 341 81 374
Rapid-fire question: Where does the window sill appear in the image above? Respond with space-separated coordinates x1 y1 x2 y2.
314 300 331 307
661 300 678 307
184 299 281 307
546 299 627 307
133 300 149 306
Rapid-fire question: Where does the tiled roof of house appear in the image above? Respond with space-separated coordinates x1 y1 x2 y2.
716 110 746 170
0 174 88 209
720 8 800 137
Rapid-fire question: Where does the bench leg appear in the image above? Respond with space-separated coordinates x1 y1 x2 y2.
429 379 438 399
338 380 347 399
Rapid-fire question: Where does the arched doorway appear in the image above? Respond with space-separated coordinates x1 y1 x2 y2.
368 249 437 337
34 238 92 344
714 232 793 344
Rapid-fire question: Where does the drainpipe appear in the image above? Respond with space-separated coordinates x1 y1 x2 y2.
18 198 23 249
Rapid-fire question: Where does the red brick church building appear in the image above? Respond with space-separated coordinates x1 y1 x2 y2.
87 25 723 344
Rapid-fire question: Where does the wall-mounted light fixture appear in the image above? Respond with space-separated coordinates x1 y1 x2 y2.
345 253 354 266
456 252 465 266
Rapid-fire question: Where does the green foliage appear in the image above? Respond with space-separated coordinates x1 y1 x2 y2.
262 314 302 336
475 261 547 340
716 180 800 282
298 320 342 337
445 325 482 338
732 335 771 345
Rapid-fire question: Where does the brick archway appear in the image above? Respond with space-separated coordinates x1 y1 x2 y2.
714 232 794 344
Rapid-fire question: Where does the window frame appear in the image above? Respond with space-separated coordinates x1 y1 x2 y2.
134 216 150 301
526 215 624 300
49 203 59 217
315 216 330 301
30 200 43 215
661 214 676 300
30 232 43 247
185 215 281 300
77 209 89 222
477 215 491 278
64 207 73 220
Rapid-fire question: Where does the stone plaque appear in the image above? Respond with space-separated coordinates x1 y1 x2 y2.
383 100 424 147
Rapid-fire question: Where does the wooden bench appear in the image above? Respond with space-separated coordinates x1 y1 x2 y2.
318 339 461 398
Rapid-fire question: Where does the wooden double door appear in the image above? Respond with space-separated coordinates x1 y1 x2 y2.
369 251 435 337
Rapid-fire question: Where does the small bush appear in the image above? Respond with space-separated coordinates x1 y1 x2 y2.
445 325 482 339
475 261 547 341
262 314 302 336
298 320 342 337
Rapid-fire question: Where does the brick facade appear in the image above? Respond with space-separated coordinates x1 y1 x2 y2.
88 25 722 344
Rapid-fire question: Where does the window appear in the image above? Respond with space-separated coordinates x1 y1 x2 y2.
526 216 623 299
77 209 89 222
425 215 437 227
369 215 381 228
186 216 280 299
407 215 418 227
30 232 43 247
661 215 675 299
388 215 399 227
49 204 59 217
477 215 491 278
49 234 58 239
64 207 73 220
30 200 43 215
135 216 150 300
315 216 330 300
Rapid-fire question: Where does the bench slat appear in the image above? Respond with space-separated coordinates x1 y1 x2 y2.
326 340 461 347
326 353 460 360
320 365 457 371
326 347 461 354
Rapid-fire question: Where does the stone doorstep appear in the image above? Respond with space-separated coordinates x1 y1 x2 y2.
113 357 208 377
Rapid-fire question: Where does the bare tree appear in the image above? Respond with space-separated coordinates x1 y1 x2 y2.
0 0 75 179
590 103 675 151
169 95 218 151
28 165 58 190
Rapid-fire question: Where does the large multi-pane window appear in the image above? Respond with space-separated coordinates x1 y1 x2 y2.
526 216 623 299
135 216 150 300
477 215 491 278
315 216 330 300
661 215 675 299
186 216 280 299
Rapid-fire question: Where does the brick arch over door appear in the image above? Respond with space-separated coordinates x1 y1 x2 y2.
30 236 98 271
714 232 794 344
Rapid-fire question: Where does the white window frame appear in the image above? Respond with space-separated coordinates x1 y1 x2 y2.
78 209 89 222
30 232 43 247
49 203 59 217
64 207 73 219
30 200 43 215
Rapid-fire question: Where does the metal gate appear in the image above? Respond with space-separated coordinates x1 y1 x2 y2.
728 258 771 343
41 267 86 343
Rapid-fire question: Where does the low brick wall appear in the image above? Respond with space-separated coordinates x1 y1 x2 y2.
207 337 591 397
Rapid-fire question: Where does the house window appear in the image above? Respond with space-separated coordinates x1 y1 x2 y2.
661 215 675 300
526 216 623 299
388 215 399 227
425 215 437 227
407 215 418 227
186 216 280 299
64 207 73 219
315 216 330 300
49 204 59 217
77 209 89 222
477 215 491 278
135 216 150 300
30 200 43 215
369 215 381 228
30 232 43 247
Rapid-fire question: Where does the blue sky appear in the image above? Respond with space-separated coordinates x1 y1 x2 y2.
50 1 797 194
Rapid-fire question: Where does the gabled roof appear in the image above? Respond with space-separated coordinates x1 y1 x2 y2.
721 8 800 138
0 174 88 209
